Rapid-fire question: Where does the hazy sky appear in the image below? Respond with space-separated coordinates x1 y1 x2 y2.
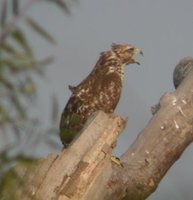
25 1 193 199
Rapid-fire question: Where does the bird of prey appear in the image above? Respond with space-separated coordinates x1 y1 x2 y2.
60 43 143 148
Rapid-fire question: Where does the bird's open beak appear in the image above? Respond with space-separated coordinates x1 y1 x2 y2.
133 48 143 65
134 48 143 56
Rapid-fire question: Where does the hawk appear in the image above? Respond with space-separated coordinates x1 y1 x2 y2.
60 43 143 147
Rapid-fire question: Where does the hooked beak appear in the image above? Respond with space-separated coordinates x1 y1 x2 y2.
134 48 143 56
133 48 143 65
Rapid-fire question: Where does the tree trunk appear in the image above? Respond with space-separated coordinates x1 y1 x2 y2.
14 69 193 200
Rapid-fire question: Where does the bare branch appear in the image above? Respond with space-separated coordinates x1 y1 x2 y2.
8 69 193 200
108 68 193 200
14 111 126 200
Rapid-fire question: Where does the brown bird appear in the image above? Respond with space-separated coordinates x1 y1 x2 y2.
60 43 143 147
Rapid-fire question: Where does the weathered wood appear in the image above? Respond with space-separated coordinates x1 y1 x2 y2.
15 111 126 200
106 68 193 200
14 69 193 200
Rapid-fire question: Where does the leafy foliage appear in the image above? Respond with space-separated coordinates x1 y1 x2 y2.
0 1 57 133
0 145 38 199
0 0 73 199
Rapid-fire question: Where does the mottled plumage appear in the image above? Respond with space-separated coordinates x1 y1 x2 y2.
60 43 142 147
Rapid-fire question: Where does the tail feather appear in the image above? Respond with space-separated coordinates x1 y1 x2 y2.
59 96 85 147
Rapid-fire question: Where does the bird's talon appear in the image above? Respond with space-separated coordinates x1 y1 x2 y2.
111 156 122 167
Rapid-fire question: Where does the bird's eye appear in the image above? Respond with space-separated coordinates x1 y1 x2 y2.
128 47 134 51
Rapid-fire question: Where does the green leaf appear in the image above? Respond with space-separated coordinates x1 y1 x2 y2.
0 105 8 123
20 76 36 95
12 0 19 16
11 29 33 56
0 0 7 28
0 42 18 55
0 56 34 72
0 75 14 90
25 16 56 44
0 168 24 200
0 55 54 74
10 94 26 119
32 56 54 75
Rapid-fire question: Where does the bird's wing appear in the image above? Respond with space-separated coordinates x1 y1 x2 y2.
60 95 86 147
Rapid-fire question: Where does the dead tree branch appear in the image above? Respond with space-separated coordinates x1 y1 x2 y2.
13 69 193 200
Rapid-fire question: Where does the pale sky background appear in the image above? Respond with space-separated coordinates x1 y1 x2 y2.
18 0 193 199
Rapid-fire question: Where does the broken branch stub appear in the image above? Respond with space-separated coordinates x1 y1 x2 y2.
15 111 126 200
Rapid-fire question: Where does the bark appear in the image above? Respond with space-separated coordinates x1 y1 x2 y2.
14 69 193 200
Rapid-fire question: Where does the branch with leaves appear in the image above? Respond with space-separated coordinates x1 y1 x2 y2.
0 0 58 130
0 0 73 199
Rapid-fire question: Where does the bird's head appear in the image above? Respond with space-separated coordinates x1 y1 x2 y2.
111 43 143 65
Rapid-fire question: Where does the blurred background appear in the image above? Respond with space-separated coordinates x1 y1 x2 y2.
1 0 193 199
